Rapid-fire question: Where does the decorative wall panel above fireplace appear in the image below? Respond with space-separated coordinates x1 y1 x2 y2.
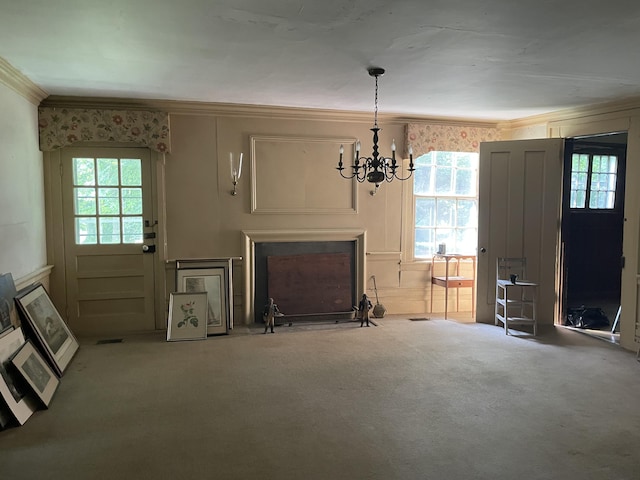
250 135 358 214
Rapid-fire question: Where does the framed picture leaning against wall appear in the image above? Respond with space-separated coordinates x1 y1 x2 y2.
15 283 79 377
167 292 208 341
11 340 60 408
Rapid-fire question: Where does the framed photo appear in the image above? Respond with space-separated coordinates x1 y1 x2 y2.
0 328 38 425
176 259 233 335
11 340 59 408
15 283 79 377
167 292 208 341
0 273 19 334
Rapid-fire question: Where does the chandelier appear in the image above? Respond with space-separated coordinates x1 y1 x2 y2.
337 67 414 186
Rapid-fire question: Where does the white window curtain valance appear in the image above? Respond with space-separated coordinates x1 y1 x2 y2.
406 123 502 156
38 107 171 153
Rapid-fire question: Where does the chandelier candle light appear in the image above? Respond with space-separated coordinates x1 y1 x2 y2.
230 152 243 196
337 67 415 189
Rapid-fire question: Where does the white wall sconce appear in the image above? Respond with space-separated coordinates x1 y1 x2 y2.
230 152 243 196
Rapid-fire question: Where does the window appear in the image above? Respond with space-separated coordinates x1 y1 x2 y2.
72 157 144 244
413 151 479 258
569 153 618 209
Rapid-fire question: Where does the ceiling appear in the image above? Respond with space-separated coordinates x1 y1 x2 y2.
2 0 640 121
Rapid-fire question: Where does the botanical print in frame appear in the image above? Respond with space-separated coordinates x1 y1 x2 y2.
15 283 79 377
0 328 38 425
11 340 59 408
176 260 232 335
167 292 208 342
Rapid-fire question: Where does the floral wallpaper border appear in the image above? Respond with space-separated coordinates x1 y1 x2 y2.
406 123 502 156
38 108 171 153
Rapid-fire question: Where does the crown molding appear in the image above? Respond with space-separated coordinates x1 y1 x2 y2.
40 95 502 128
0 57 48 105
507 96 640 130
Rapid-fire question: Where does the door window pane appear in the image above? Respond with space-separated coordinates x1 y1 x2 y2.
99 217 121 244
570 153 617 210
121 188 142 214
121 159 142 186
98 188 120 215
122 217 143 243
74 188 96 215
97 158 119 186
73 158 96 186
75 218 97 244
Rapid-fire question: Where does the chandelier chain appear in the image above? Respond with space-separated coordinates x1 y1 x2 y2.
373 74 379 128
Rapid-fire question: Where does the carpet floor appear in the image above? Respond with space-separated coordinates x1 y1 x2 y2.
0 315 638 480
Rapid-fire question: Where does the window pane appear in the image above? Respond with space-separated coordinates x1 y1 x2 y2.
74 187 96 215
99 217 121 244
415 198 435 227
456 228 477 255
571 172 588 191
435 228 454 252
98 188 120 215
121 188 142 214
75 217 97 244
122 217 143 244
121 159 142 186
415 228 434 258
456 156 472 168
589 155 616 209
455 168 476 196
435 167 453 194
456 200 478 228
73 158 95 186
413 154 433 195
572 154 589 172
436 199 455 227
571 189 586 208
435 152 453 167
97 158 119 186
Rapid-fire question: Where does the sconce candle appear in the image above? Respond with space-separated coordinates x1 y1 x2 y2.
230 152 244 196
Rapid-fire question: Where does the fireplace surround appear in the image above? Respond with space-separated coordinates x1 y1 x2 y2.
241 229 366 325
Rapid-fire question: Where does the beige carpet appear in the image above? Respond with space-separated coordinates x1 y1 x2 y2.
0 315 638 480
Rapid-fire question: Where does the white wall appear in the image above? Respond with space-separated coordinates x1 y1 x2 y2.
0 82 47 282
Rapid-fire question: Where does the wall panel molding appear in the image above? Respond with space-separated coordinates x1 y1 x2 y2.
250 135 358 214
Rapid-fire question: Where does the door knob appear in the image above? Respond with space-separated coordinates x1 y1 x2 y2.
480 247 486 253
142 244 156 253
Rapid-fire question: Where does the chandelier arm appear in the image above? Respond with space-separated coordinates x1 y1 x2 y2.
390 169 416 181
337 169 357 180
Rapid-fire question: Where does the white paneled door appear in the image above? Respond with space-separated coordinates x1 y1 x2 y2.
61 147 156 336
476 139 564 325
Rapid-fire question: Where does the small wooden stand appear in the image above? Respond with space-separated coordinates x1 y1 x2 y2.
430 254 476 319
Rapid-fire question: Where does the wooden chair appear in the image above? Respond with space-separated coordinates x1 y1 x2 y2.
495 257 538 335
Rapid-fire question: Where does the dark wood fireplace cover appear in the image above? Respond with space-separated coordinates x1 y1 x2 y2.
267 253 353 315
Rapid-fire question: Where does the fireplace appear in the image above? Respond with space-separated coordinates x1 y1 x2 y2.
241 230 366 324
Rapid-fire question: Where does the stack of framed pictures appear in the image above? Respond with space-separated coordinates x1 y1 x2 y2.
14 283 79 378
175 259 234 337
0 278 76 428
